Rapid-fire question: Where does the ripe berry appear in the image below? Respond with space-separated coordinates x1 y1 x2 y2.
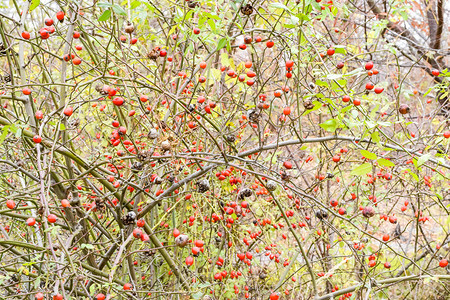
47 214 57 223
200 61 207 69
374 87 384 94
285 60 294 68
283 161 292 169
327 48 335 56
132 228 143 239
6 199 15 209
382 234 389 242
270 293 280 300
44 18 54 26
332 155 340 162
193 28 200 34
26 217 36 226
266 40 274 48
113 97 124 106
95 294 106 300
439 259 448 268
443 131 450 138
53 294 63 300
63 106 73 116
336 61 344 69
139 95 148 103
353 99 361 106
40 29 50 39
22 87 31 95
384 262 391 269
283 106 291 115
431 69 440 76
56 11 65 22
22 31 30 39
365 82 374 90
342 95 350 102
35 111 44 119
194 240 204 247
136 219 145 227
123 283 132 290
365 61 374 70
35 293 44 300
73 31 80 39
33 135 42 143
61 199 70 207
274 90 282 97
72 57 81 65
118 126 127 135
192 246 200 256
186 256 194 266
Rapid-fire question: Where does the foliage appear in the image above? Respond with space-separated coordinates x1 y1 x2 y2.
0 0 449 299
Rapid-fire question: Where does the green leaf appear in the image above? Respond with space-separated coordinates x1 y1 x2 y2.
97 2 113 8
81 243 94 249
350 163 372 176
315 79 329 87
59 123 66 131
0 126 10 144
198 282 211 288
9 124 17 134
15 128 22 138
270 3 290 11
303 101 322 116
34 277 40 289
360 150 377 160
377 158 395 167
399 11 408 20
319 119 339 132
290 15 299 25
326 73 342 80
192 292 204 299
112 4 127 16
98 9 111 21
198 15 207 27
371 131 380 143
207 19 216 32
204 12 221 20
30 0 40 11
416 153 431 167
296 13 310 21
283 24 296 28
130 1 141 9
334 46 347 55
217 38 227 50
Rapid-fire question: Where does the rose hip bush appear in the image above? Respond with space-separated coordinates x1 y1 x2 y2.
0 0 449 299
